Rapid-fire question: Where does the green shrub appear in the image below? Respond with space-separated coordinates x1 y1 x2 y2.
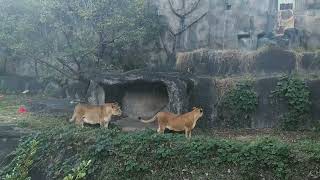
63 160 92 180
2 127 320 180
217 81 258 128
271 75 311 130
3 138 39 180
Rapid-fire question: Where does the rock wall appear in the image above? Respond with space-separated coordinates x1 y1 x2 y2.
176 47 320 76
86 71 193 119
84 70 320 129
154 0 320 51
0 75 44 94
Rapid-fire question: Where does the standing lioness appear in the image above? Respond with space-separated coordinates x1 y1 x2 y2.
139 107 203 138
70 103 122 128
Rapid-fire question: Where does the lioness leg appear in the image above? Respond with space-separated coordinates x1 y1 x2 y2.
188 130 192 139
99 121 105 128
104 121 110 128
75 116 84 128
157 125 165 134
185 129 192 139
100 117 111 128
69 113 76 122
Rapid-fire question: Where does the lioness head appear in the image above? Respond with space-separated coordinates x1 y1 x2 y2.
107 103 122 116
192 107 204 119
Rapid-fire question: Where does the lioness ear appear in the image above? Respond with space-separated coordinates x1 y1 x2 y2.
192 107 197 110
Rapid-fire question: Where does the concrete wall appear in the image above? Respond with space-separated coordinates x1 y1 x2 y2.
154 0 320 51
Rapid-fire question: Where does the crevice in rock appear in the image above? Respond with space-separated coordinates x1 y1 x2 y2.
102 80 169 118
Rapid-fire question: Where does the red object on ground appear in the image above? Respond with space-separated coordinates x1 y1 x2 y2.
18 106 27 113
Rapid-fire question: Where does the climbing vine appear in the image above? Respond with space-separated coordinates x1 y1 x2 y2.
271 75 311 130
63 160 92 180
217 81 258 128
3 138 39 180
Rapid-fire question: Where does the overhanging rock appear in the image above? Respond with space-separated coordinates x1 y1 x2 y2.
86 71 195 119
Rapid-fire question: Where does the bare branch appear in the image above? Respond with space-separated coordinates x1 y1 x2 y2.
56 57 78 75
175 12 207 36
35 58 77 80
101 31 126 45
168 0 201 18
62 31 81 71
168 0 183 18
167 25 175 36
160 32 171 56
182 0 201 17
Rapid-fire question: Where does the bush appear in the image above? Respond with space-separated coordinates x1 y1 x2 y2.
271 75 311 130
217 81 258 128
1 126 320 180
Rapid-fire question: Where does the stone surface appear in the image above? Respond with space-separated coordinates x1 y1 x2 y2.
300 52 320 71
0 75 44 94
308 79 320 121
26 98 75 114
0 124 31 169
176 48 320 76
252 77 288 128
254 47 296 74
87 71 193 119
43 82 64 98
154 0 320 51
65 81 90 100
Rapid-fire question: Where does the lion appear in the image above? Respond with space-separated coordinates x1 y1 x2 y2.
69 103 122 128
139 107 203 138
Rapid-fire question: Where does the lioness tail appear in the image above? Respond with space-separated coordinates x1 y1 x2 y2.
138 115 157 123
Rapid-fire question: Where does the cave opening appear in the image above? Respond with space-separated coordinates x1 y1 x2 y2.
103 80 169 119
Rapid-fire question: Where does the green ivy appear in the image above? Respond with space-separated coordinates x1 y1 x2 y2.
218 81 258 128
271 75 311 130
3 138 39 180
2 127 320 180
63 160 92 180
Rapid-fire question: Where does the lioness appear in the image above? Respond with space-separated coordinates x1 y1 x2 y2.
70 103 122 128
139 107 203 138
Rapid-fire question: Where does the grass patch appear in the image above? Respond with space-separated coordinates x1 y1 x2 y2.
1 95 320 179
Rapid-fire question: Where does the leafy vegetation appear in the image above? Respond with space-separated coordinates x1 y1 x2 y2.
217 81 258 128
3 139 38 180
0 0 160 81
271 75 312 130
1 95 320 179
63 160 92 180
1 126 320 180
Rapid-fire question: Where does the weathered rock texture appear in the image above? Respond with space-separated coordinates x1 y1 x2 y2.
87 71 194 119
83 48 320 129
0 75 44 94
176 47 320 76
155 0 320 51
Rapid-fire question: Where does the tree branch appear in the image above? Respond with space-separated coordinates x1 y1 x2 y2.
175 12 207 36
62 31 81 71
101 31 126 45
168 0 183 18
160 32 171 57
182 0 201 17
56 57 78 75
36 58 77 80
168 0 201 18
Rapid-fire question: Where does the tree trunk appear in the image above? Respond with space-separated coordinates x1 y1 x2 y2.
2 57 7 73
